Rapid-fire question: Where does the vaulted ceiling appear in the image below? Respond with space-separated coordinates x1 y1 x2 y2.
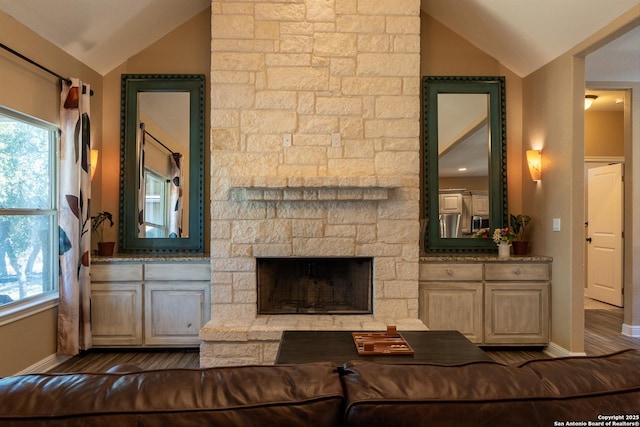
0 0 638 80
0 0 210 75
422 0 639 78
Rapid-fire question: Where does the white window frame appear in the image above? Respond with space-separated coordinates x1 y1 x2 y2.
0 106 59 326
144 168 169 237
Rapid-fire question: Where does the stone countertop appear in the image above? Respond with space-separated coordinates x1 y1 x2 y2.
92 254 210 263
420 254 552 262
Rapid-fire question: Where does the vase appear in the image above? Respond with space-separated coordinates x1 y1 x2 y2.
97 241 115 256
498 242 511 259
512 241 529 256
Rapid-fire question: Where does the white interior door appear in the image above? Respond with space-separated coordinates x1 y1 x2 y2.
586 163 623 307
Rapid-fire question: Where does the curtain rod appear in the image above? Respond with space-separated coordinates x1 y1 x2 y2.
0 42 93 96
144 129 176 155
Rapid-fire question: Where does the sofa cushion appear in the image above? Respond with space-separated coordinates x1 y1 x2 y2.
0 362 344 427
513 349 640 423
341 350 640 427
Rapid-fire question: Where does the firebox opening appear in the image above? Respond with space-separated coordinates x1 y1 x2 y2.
257 257 373 315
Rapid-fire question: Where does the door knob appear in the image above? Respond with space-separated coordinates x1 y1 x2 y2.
586 237 592 243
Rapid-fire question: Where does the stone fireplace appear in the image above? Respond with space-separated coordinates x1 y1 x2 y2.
200 0 424 367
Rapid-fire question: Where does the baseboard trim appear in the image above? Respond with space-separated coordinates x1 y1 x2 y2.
544 341 587 358
16 353 72 375
622 323 640 338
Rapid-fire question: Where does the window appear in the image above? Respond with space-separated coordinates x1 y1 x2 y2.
0 106 58 313
144 169 169 237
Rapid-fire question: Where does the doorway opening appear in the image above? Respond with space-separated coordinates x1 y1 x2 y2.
584 89 627 309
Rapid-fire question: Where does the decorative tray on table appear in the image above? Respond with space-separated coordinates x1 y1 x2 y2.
352 326 414 355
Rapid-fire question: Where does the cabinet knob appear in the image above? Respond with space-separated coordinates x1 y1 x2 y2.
446 269 454 276
513 268 522 275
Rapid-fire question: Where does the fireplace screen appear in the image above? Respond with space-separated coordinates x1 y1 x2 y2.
257 257 373 314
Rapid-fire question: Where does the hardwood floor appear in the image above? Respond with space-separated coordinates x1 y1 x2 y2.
47 307 639 373
484 307 640 364
50 349 200 373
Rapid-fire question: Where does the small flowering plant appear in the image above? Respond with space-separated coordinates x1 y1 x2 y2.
492 227 516 245
473 228 491 239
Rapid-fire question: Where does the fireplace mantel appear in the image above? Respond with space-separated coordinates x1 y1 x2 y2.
229 176 404 201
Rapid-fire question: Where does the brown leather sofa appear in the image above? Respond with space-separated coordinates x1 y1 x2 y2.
0 349 639 426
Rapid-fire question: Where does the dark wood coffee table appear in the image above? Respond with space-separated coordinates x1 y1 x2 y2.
275 330 493 365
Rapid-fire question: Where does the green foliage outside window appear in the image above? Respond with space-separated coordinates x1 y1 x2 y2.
0 108 57 307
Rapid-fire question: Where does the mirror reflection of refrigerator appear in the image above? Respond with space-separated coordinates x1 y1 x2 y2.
439 213 460 238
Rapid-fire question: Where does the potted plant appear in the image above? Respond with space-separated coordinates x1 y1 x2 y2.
92 211 115 256
510 214 531 255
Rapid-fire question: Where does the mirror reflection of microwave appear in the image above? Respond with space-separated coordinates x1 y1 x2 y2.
471 216 489 232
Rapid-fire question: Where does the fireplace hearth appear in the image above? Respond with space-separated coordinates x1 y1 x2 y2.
257 257 373 315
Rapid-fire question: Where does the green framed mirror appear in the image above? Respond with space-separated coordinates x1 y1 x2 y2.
119 74 204 253
422 76 507 253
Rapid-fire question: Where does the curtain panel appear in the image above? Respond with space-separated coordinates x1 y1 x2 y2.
169 152 183 238
137 123 146 238
57 78 92 355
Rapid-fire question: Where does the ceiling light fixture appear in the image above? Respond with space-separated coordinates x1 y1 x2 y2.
584 94 598 110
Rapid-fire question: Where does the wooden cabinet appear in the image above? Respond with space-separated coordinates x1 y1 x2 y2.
471 192 489 216
91 282 143 346
439 193 463 214
483 262 550 344
90 261 210 347
419 281 483 343
419 258 551 346
484 282 549 344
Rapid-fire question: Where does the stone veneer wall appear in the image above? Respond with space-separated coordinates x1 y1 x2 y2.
202 0 422 366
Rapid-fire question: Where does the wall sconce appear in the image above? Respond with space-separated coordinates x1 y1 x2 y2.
526 149 542 182
90 149 99 180
585 94 598 110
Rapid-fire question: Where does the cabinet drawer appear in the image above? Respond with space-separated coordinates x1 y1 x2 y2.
91 264 143 281
485 263 549 281
421 263 483 281
145 263 210 281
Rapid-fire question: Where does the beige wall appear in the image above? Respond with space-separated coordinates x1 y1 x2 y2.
0 14 103 125
0 10 102 375
585 110 624 157
523 54 587 353
0 308 58 376
99 8 211 252
420 13 524 217
440 177 488 191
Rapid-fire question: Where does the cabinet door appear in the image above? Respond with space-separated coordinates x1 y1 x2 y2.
484 283 549 345
471 194 489 216
439 193 462 214
144 283 211 346
91 283 143 346
419 282 483 343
